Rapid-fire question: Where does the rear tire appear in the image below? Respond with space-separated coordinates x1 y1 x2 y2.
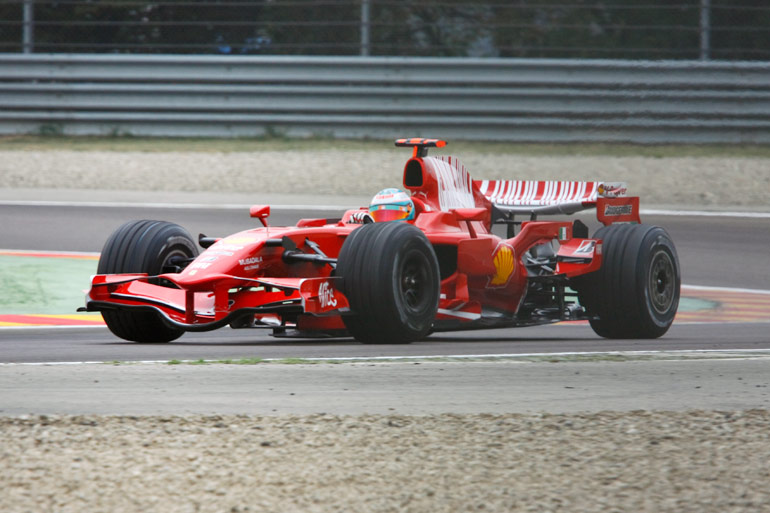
337 222 440 344
97 220 198 343
573 224 680 339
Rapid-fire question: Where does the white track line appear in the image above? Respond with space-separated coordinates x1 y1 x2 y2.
0 325 106 330
1 200 769 218
682 284 770 295
0 249 100 257
0 200 349 211
4 348 770 367
641 208 770 219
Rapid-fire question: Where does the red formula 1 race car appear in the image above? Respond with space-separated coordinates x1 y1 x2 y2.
82 138 680 344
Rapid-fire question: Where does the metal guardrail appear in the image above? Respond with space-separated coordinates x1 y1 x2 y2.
1 54 769 143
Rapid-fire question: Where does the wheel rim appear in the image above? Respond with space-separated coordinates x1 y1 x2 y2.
649 249 676 314
152 247 192 286
399 252 431 312
161 248 190 272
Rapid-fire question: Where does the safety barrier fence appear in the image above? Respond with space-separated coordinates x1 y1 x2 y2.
1 54 769 143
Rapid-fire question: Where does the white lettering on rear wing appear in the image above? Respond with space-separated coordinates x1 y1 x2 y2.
475 180 627 215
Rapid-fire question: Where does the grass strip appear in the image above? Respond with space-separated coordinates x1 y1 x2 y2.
152 350 770 367
3 135 770 158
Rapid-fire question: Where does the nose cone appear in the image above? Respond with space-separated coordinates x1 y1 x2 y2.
176 230 270 287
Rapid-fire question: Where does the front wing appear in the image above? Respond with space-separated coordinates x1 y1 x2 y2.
83 273 349 332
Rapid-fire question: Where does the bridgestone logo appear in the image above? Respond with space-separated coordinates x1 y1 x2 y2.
604 204 633 216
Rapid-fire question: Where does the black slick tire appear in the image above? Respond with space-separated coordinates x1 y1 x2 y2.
573 223 680 339
97 220 198 343
336 222 440 344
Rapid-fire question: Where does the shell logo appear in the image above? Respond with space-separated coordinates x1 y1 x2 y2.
489 244 515 287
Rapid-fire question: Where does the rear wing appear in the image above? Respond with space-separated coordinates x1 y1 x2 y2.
476 179 639 224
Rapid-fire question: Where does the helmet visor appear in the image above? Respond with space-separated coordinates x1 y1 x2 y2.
369 205 411 222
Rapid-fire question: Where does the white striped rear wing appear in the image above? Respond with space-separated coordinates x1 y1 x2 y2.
475 180 627 215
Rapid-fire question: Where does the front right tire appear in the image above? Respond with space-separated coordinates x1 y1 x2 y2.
336 222 440 344
97 220 198 343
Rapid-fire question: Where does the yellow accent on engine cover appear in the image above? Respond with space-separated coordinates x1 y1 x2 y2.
490 245 514 286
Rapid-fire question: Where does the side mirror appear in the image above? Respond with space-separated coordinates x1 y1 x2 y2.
250 205 270 227
452 208 487 222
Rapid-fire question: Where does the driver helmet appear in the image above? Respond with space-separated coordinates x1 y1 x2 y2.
368 188 415 222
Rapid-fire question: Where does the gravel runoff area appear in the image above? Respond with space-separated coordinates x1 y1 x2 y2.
2 147 770 512
3 410 770 513
1 149 770 207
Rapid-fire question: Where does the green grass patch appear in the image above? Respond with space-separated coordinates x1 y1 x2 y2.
0 255 97 315
0 135 384 153
159 354 652 366
275 357 315 365
2 134 769 158
142 351 770 367
215 358 266 365
523 354 653 364
165 357 267 365
231 357 266 365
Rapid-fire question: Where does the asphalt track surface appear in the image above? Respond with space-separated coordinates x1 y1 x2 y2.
1 203 769 364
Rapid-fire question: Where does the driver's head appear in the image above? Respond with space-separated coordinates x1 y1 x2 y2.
368 188 415 222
